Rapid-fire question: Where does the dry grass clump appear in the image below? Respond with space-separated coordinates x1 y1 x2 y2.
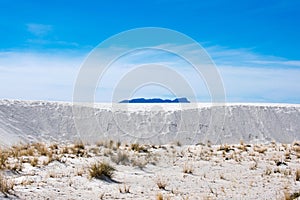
265 167 272 175
284 190 300 200
0 173 14 197
175 141 182 147
291 141 300 155
131 157 148 169
156 177 167 190
0 149 8 170
9 143 33 158
70 144 86 157
74 141 85 150
156 193 171 200
119 184 130 193
111 151 129 165
89 162 115 180
30 157 39 167
131 143 147 153
296 169 300 181
156 193 164 200
183 164 194 174
254 145 267 154
218 144 233 153
250 160 258 170
1 142 92 171
116 141 121 149
32 143 49 156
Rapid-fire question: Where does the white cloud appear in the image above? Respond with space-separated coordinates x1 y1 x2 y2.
0 51 84 101
1 44 300 103
26 23 52 37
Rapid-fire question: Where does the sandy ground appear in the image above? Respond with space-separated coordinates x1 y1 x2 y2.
1 141 300 200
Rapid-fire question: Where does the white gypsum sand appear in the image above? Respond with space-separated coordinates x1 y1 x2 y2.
0 99 300 147
0 100 300 199
0 142 300 199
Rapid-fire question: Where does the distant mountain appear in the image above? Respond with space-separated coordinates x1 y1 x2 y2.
119 97 190 103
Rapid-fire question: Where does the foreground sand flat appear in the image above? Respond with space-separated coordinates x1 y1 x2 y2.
1 141 300 199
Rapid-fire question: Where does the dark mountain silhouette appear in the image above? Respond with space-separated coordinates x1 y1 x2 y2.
119 97 190 103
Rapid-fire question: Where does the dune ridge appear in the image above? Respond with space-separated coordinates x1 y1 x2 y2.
0 99 300 147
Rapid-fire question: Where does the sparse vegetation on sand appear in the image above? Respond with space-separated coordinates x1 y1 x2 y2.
0 141 300 199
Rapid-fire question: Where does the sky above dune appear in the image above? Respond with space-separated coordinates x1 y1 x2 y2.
0 0 300 103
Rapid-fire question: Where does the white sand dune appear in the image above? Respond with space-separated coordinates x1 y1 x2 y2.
1 100 300 199
0 99 300 147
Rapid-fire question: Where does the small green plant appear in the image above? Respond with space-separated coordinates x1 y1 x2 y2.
89 162 115 180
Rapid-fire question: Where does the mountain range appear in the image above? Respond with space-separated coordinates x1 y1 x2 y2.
119 97 190 103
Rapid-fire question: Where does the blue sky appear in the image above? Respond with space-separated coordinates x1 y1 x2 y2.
0 0 300 103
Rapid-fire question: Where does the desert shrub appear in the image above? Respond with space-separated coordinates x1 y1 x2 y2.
111 151 129 165
175 141 181 147
254 146 267 154
109 140 114 149
49 143 58 150
218 144 233 153
183 164 193 174
0 150 8 169
30 157 39 167
33 143 49 156
156 193 163 200
116 141 121 149
119 184 130 193
131 157 148 169
131 143 147 152
89 162 115 180
8 160 22 172
156 177 167 190
0 173 14 197
74 141 85 150
284 190 300 200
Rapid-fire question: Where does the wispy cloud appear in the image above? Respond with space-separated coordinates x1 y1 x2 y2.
26 23 52 37
1 43 300 103
91 45 300 103
26 39 79 47
0 51 84 101
205 45 300 69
